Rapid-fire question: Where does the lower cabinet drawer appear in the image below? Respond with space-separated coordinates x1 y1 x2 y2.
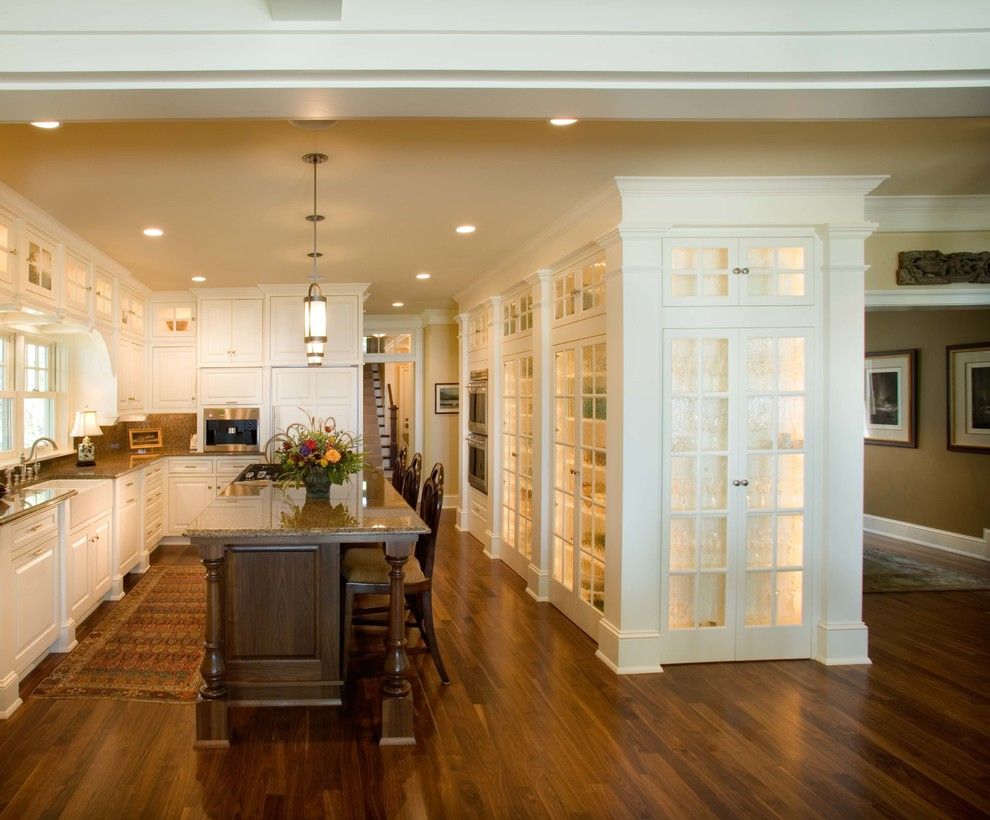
9 510 58 556
117 476 140 505
145 484 164 506
169 458 214 475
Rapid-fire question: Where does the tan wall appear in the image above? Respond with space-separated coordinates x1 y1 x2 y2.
422 321 460 497
864 308 990 537
865 231 990 290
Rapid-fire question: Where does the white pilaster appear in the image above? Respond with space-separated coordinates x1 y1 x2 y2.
596 227 665 673
815 222 878 665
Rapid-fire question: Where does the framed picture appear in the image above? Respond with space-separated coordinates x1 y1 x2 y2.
435 382 459 414
128 427 163 450
864 350 917 447
947 342 990 453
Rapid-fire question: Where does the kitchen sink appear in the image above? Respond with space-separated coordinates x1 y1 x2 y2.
26 479 113 528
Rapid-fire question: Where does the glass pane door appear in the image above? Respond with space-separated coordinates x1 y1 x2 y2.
736 330 812 660
738 238 814 305
577 343 606 612
662 331 737 663
551 349 576 590
502 359 518 552
64 254 90 314
517 357 534 561
663 240 736 306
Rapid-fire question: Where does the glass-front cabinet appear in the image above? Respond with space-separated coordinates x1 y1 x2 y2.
63 252 92 319
152 301 196 339
93 268 115 324
0 207 16 292
23 227 56 304
552 253 606 326
662 237 814 307
662 328 812 663
502 355 534 562
551 339 607 634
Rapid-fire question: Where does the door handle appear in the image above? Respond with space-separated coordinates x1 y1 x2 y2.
733 479 750 487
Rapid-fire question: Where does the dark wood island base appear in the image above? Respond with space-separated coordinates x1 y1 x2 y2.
184 471 429 748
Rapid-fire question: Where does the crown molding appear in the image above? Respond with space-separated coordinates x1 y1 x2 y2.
615 175 889 197
864 195 990 233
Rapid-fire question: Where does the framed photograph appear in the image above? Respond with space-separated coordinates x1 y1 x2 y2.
864 350 917 447
947 342 990 453
434 382 459 415
128 427 163 450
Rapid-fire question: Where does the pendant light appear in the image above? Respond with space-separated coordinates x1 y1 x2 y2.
302 152 328 366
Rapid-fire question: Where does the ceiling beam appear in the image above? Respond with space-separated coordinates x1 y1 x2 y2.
268 0 342 21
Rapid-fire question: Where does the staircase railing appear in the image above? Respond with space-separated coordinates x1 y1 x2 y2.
387 383 398 472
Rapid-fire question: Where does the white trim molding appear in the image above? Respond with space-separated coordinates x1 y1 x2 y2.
865 195 990 233
865 287 990 310
814 622 872 667
595 619 663 675
864 515 990 561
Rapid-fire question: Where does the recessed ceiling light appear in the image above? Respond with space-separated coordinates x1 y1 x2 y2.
191 275 206 282
143 227 164 237
416 272 431 280
455 225 476 234
392 302 404 308
30 121 61 130
549 118 578 127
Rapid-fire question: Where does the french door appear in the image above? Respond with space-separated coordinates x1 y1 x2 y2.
502 355 535 569
551 339 607 636
661 328 812 663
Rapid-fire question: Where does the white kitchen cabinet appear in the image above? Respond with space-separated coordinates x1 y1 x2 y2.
22 226 57 304
662 236 815 307
93 268 115 324
138 460 164 571
12 537 58 671
551 252 606 327
66 510 112 625
63 251 92 320
119 287 146 338
151 345 197 410
661 327 813 663
501 354 535 565
111 473 142 597
167 475 217 535
199 367 263 406
271 366 359 435
269 293 360 365
199 298 263 364
116 338 146 412
151 301 196 339
0 206 16 293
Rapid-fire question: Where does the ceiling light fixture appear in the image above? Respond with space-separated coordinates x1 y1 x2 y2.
30 121 61 130
191 275 206 283
392 302 404 308
549 118 578 126
302 152 329 367
143 227 164 237
455 225 476 234
416 272 431 280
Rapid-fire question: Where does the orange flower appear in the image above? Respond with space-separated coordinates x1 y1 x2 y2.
325 448 342 464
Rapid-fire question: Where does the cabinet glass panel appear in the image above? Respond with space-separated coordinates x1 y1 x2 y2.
26 235 54 295
739 239 813 304
667 333 730 630
517 356 534 560
0 214 11 279
94 271 114 321
552 349 576 590
154 303 196 337
578 343 606 612
501 359 518 551
64 255 90 313
668 243 731 301
742 333 808 629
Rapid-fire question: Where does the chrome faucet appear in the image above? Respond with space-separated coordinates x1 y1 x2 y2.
21 437 58 481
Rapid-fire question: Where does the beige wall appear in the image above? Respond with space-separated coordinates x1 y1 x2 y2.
865 231 990 290
864 308 990 537
422 321 460 497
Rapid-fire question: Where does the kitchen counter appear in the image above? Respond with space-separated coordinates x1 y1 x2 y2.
15 448 265 484
0 486 77 525
185 467 429 748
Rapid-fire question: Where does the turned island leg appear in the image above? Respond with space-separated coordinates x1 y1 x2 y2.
380 543 415 745
195 554 230 748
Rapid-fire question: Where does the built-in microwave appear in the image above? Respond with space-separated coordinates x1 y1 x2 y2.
467 369 488 436
467 433 488 494
203 407 260 452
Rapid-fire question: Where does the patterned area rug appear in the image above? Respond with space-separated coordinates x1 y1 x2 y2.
863 546 990 593
33 565 204 703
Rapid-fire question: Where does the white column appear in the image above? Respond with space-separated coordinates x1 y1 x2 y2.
814 222 877 665
485 296 503 559
527 270 552 601
596 227 665 674
454 312 471 532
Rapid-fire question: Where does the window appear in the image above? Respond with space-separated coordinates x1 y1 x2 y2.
0 334 62 458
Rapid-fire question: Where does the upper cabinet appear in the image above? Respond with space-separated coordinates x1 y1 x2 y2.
63 251 92 320
0 207 16 293
199 298 263 365
269 293 359 365
117 337 146 412
662 237 815 307
467 307 491 354
119 287 146 338
22 226 57 304
93 268 115 324
552 252 606 328
151 301 196 339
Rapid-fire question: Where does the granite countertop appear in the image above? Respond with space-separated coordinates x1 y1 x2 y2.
0 486 77 526
184 467 430 540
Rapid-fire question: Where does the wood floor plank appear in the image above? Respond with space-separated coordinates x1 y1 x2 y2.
0 523 988 818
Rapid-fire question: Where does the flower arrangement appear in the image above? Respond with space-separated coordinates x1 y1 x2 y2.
272 413 364 497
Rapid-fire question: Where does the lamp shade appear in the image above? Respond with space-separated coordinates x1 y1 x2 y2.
71 409 103 438
304 282 328 367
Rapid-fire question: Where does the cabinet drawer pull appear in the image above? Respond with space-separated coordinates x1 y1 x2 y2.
32 547 46 556
30 523 46 532
125 481 135 487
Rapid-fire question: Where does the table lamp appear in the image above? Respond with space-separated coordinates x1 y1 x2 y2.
71 409 103 466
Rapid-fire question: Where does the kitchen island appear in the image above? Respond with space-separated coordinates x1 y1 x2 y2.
184 467 430 747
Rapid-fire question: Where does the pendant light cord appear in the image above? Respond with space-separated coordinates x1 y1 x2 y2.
312 154 318 283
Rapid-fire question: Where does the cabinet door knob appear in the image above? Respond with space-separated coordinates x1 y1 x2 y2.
741 479 749 486
732 479 741 486
741 267 750 275
732 267 742 275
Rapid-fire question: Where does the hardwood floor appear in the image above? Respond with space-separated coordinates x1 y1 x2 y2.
1 517 988 818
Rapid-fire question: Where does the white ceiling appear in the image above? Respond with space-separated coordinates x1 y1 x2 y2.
0 118 987 312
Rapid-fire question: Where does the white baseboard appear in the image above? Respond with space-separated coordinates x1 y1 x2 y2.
864 514 989 561
442 493 459 510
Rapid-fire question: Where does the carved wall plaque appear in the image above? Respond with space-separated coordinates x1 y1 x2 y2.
896 251 990 285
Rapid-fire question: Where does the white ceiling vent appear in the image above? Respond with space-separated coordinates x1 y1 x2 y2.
268 0 342 21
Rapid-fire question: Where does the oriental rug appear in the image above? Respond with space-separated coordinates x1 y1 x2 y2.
33 565 204 703
863 546 990 594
